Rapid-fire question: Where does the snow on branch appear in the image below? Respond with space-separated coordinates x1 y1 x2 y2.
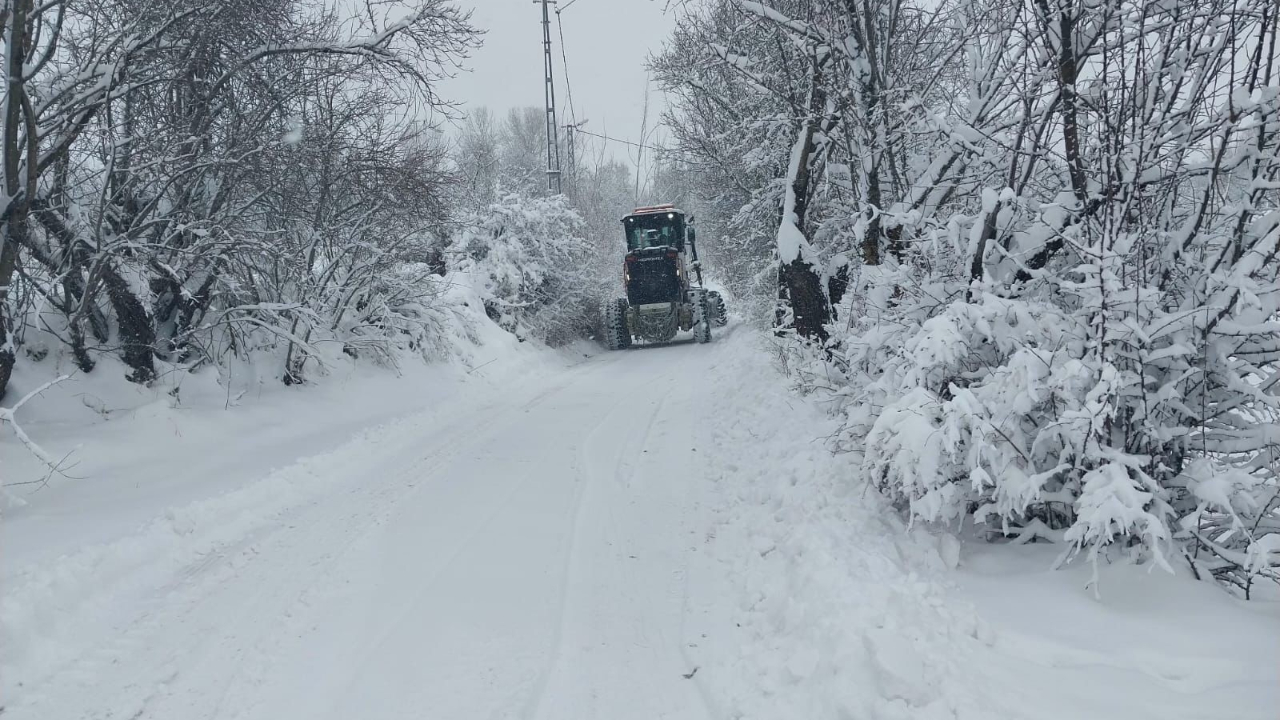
0 376 74 501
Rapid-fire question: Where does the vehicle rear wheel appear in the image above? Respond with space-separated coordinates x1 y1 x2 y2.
692 291 712 344
707 291 728 327
604 297 632 350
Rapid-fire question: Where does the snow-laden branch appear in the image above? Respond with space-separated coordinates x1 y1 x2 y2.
0 374 71 477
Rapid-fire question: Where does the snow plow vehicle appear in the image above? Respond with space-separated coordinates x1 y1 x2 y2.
604 204 727 350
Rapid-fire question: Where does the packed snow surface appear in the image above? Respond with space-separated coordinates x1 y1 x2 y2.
3 325 1276 719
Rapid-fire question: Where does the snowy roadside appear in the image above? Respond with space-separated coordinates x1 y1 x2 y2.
1 277 588 567
685 332 1279 720
0 280 597 698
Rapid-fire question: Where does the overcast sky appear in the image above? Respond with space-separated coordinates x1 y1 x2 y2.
443 0 676 165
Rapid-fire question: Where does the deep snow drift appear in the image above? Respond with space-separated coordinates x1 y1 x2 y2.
2 320 1276 720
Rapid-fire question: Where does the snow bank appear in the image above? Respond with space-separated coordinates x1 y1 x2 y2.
957 545 1280 720
689 333 999 719
688 330 1279 720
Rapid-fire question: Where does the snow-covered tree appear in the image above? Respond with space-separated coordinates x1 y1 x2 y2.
451 194 601 346
660 0 1280 595
0 0 479 396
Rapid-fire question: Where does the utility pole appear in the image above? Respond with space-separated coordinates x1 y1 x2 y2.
563 119 587 199
536 0 562 195
634 76 650 203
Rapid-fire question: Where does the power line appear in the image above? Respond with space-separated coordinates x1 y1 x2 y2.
575 128 674 154
553 6 582 191
554 9 578 127
547 0 689 167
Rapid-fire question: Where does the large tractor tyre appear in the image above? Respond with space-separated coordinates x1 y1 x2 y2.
692 292 713 344
604 298 632 350
707 291 728 327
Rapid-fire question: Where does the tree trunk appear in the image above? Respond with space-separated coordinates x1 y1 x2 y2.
1021 0 1087 276
775 52 831 342
780 258 830 342
0 233 17 402
99 264 157 384
843 0 892 267
828 260 850 318
0 0 31 402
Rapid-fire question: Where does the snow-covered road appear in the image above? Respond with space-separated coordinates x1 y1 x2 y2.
5 334 728 720
4 325 1277 720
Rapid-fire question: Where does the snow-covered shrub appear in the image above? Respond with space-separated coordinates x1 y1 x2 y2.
452 194 605 346
839 256 1278 595
827 201 1280 592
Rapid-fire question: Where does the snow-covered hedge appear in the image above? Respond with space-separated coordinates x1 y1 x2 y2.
828 240 1279 597
452 194 606 346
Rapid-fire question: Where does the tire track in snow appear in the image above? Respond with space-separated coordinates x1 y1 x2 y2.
524 356 716 720
215 355 636 719
237 350 645 720
518 372 642 720
609 389 674 706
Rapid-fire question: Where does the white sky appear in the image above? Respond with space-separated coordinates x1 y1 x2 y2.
443 0 676 165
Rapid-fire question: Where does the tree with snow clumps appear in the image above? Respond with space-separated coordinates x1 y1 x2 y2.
450 194 604 347
0 0 478 399
659 0 1280 596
